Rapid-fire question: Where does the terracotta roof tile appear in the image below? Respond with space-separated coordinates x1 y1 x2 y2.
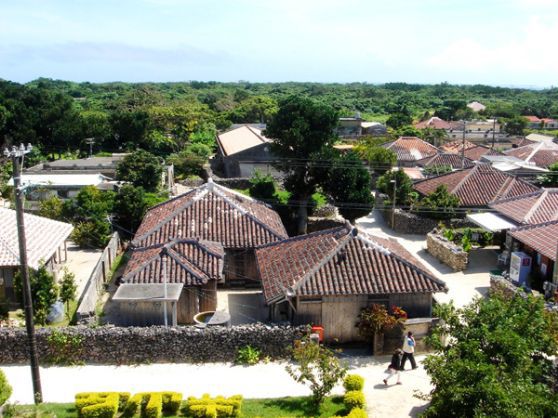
414 117 451 130
490 188 558 225
441 140 501 161
413 164 539 207
505 142 558 168
422 153 474 169
510 220 558 261
255 225 446 303
133 181 288 248
383 137 439 163
123 239 224 285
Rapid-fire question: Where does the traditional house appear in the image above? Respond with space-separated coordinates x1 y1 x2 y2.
337 114 386 138
382 137 439 167
525 116 542 129
413 164 539 207
0 208 73 306
505 141 558 169
440 139 501 162
115 239 224 325
26 155 127 178
414 117 451 130
255 224 447 342
507 221 558 288
480 154 548 178
490 188 558 226
467 101 486 112
132 179 288 286
421 153 475 173
215 125 278 178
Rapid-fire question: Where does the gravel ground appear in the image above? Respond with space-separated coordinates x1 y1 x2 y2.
1 354 432 417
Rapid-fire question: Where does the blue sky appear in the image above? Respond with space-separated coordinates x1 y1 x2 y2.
1 0 557 86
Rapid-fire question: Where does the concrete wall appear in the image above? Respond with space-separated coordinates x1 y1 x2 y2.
426 233 468 271
0 324 306 365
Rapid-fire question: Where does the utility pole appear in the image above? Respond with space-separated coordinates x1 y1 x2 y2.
84 138 95 159
3 143 43 404
461 120 466 169
390 178 397 228
491 117 496 149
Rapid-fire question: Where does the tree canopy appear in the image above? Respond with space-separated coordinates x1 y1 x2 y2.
116 149 163 192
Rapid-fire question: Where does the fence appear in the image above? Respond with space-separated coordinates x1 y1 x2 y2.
75 232 121 320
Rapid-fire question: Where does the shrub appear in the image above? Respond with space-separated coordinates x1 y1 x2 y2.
144 392 162 418
186 394 242 418
343 390 365 410
343 374 365 391
75 392 120 418
0 369 12 407
347 407 368 418
236 345 260 365
161 392 182 415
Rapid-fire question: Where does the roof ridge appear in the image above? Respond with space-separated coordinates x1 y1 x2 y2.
493 175 516 202
256 224 350 251
524 189 548 223
132 186 210 245
525 141 545 162
246 125 269 144
490 189 543 207
211 184 286 240
452 165 477 194
357 234 448 292
291 227 354 294
165 247 210 284
511 218 558 232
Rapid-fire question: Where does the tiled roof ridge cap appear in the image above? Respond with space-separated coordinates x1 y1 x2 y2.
452 165 479 194
490 189 543 207
524 189 549 223
510 218 558 232
164 247 210 284
356 233 448 292
246 125 269 144
414 166 468 187
211 183 286 240
256 224 350 251
291 226 355 294
525 141 545 162
167 237 224 258
132 186 210 245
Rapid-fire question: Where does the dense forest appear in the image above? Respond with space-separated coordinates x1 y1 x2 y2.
2 78 558 159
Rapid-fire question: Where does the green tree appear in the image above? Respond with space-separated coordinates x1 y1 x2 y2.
285 338 348 407
504 116 528 135
59 267 77 320
113 184 148 235
355 143 397 175
265 95 338 234
386 113 412 129
376 170 414 206
0 369 12 407
419 127 448 147
422 293 558 418
325 151 374 222
14 264 59 325
537 162 558 187
249 170 276 201
168 143 211 179
413 184 460 220
116 149 163 192
38 195 64 220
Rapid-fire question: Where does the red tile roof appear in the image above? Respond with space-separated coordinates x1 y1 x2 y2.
383 137 439 164
123 239 224 286
525 116 541 123
414 117 451 130
505 142 558 168
413 164 539 207
133 180 288 248
510 220 558 261
255 224 446 303
490 189 558 225
441 140 501 161
422 153 475 170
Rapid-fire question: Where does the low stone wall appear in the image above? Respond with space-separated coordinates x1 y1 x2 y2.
426 233 468 271
307 217 346 233
0 324 306 365
382 318 437 355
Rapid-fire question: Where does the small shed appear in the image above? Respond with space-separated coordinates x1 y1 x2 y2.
112 283 184 326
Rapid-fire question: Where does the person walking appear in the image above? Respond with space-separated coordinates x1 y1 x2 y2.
383 349 403 385
400 331 417 370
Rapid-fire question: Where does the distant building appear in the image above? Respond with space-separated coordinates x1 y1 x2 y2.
337 113 386 138
26 155 127 177
441 139 501 161
525 116 542 129
467 101 486 112
525 133 556 143
215 124 279 178
414 117 451 130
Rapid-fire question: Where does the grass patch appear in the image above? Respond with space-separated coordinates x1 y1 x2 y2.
11 396 346 417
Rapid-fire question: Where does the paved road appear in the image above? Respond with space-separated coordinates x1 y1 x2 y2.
356 210 495 308
1 355 431 417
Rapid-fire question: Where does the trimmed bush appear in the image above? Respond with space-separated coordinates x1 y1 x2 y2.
75 392 119 418
186 394 242 418
144 392 162 418
347 407 368 418
0 369 12 407
161 392 182 415
343 390 365 410
343 374 365 391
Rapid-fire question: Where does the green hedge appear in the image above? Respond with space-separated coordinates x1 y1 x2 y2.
343 374 364 391
343 390 365 410
0 369 12 407
346 407 367 418
75 392 123 418
122 391 182 418
186 394 243 418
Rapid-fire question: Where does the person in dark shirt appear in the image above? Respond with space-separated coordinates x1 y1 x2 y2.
383 348 403 385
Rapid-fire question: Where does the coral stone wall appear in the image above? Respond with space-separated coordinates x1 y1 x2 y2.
426 233 468 271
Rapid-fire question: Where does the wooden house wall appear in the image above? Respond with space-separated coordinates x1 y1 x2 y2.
178 287 200 324
113 300 173 326
224 250 259 286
